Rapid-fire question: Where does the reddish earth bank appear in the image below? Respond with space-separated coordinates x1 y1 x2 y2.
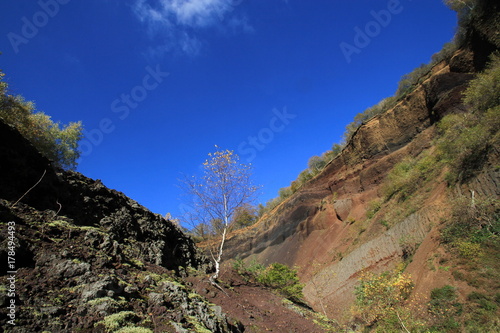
222 2 500 324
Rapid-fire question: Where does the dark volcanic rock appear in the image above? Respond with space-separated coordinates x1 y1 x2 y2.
0 121 243 332
0 120 206 271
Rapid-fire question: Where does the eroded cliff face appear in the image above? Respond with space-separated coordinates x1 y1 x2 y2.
223 40 499 320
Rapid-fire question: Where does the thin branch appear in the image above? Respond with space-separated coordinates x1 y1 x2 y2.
53 200 62 218
209 278 229 297
396 310 411 333
11 169 46 208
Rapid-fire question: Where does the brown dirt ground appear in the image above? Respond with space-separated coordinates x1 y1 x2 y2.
187 262 331 332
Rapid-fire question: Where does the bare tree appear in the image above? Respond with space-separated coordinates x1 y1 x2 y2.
182 146 259 282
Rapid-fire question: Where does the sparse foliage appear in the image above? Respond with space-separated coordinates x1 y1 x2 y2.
383 151 440 201
308 155 326 173
431 42 458 64
444 0 475 12
232 204 259 229
428 285 463 331
396 64 431 97
343 96 398 143
441 196 500 247
464 52 500 112
182 147 259 281
233 258 265 281
437 53 500 182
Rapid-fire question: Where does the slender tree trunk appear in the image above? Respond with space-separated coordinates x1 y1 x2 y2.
211 226 227 281
210 195 229 282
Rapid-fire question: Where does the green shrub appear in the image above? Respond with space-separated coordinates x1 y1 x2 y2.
396 63 432 97
428 285 462 331
264 196 283 213
430 285 458 306
380 220 389 229
233 258 264 281
234 260 304 302
257 263 304 302
308 155 326 173
462 291 500 331
383 151 439 201
441 197 500 246
468 292 498 311
366 199 382 219
231 204 258 229
452 270 466 281
454 240 483 259
279 186 293 200
437 113 493 182
464 52 500 113
436 53 500 183
431 42 458 64
232 257 246 273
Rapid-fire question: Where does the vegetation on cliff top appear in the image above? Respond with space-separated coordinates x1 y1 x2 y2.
0 70 83 170
259 0 500 216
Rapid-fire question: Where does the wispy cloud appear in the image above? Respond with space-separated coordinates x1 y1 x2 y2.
132 0 251 57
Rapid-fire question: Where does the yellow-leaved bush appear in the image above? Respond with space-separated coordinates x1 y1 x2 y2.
352 268 414 327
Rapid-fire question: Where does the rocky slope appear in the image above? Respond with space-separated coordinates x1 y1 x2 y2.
0 117 335 332
0 120 247 332
223 1 500 324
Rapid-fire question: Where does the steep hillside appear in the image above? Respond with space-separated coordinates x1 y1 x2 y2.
0 118 336 332
0 120 247 332
223 2 500 329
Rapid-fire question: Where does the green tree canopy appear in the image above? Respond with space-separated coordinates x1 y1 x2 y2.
0 70 83 169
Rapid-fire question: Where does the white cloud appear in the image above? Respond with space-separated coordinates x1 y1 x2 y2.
168 0 231 27
132 0 251 56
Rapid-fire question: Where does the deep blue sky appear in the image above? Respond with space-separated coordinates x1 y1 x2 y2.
1 0 457 222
